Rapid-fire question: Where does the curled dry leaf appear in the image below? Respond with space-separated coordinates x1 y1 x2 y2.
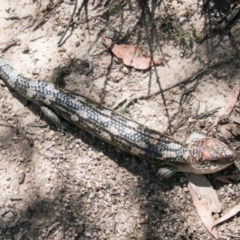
220 125 233 140
187 174 222 213
188 182 219 239
214 204 240 226
102 34 163 70
187 174 221 239
229 124 240 136
220 123 240 140
213 86 240 126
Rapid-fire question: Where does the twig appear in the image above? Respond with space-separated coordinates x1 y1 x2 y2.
32 0 63 31
193 101 200 118
226 234 240 239
218 3 240 31
112 68 209 109
113 60 234 109
26 123 47 128
179 81 199 106
171 114 190 134
0 122 15 128
57 0 78 46
1 40 18 53
194 107 220 119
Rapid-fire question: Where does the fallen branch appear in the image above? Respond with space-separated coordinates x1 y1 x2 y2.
113 61 233 109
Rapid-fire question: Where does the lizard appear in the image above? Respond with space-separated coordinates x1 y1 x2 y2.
0 56 237 178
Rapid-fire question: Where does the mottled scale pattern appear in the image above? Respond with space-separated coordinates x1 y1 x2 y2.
0 57 237 174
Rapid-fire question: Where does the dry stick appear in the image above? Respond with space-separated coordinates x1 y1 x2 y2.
57 0 78 46
218 3 240 31
32 0 64 31
226 234 240 239
194 107 220 119
139 68 208 96
113 60 233 109
75 4 116 25
113 68 209 109
0 122 15 128
171 114 190 134
179 81 199 106
1 40 18 53
171 84 197 134
82 0 129 23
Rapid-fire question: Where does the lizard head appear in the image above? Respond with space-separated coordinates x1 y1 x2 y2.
183 138 237 174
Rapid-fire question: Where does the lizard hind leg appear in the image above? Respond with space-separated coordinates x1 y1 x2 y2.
40 106 73 131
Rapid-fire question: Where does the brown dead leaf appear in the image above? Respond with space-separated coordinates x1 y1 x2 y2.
102 35 163 70
214 86 240 126
220 125 233 140
187 174 221 213
232 125 240 136
214 204 240 226
187 174 220 239
188 182 219 239
220 123 240 140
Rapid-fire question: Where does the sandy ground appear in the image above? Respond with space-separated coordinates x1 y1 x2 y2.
0 0 240 239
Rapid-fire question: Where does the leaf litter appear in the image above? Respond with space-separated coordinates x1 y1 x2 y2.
213 85 240 126
102 34 163 70
214 204 240 227
187 174 219 239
